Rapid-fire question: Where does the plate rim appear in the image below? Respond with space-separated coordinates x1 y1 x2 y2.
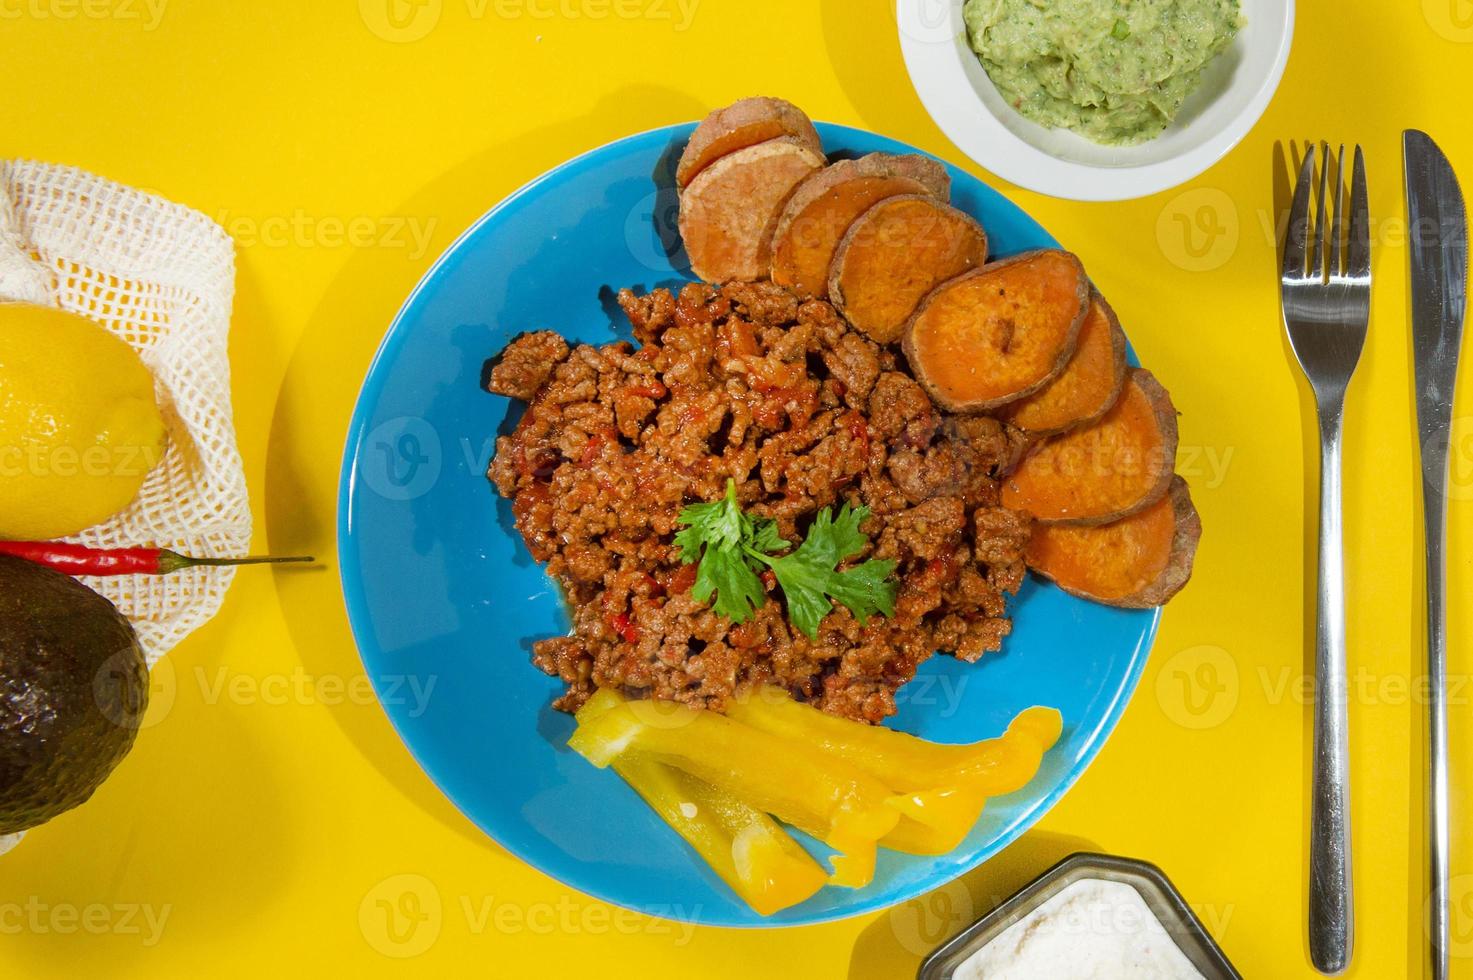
336 120 1162 927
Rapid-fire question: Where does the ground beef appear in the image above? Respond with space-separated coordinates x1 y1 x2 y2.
486 330 570 401
486 281 1033 724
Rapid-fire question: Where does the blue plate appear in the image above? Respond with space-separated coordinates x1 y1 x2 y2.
338 122 1160 927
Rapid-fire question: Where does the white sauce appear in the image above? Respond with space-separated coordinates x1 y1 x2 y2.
955 878 1206 979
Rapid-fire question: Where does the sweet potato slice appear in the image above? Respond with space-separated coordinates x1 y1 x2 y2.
770 154 951 299
999 290 1128 435
1026 476 1201 608
677 97 823 189
829 195 987 344
1001 368 1178 525
901 250 1089 413
679 137 825 284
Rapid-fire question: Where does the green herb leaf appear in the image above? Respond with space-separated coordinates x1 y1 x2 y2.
690 545 768 623
756 503 899 641
675 480 768 623
674 482 897 638
674 480 747 562
1111 18 1130 39
746 516 789 559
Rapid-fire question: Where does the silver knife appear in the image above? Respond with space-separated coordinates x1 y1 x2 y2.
1404 129 1469 980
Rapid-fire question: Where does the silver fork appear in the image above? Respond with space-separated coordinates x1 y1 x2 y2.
1281 142 1371 976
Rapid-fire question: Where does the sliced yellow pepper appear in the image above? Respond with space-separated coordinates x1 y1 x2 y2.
573 691 826 914
570 695 900 888
728 689 1063 855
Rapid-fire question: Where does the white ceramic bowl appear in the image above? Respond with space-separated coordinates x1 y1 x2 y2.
897 0 1295 201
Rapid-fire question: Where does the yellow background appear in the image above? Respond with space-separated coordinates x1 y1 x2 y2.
2 0 1471 976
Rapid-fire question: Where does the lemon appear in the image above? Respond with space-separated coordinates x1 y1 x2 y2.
0 304 166 540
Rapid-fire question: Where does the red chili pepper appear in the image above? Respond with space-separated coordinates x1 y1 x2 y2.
578 425 619 468
0 541 314 576
607 612 641 645
843 410 870 449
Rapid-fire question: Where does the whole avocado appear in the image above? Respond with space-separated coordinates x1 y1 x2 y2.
0 555 149 834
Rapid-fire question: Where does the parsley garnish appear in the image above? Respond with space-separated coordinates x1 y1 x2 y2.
674 480 898 640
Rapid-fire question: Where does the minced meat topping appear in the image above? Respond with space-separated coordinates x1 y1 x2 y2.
486 280 1032 724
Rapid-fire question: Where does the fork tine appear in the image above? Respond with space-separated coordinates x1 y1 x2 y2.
1347 145 1371 279
1330 144 1345 277
1284 144 1316 280
1311 141 1330 281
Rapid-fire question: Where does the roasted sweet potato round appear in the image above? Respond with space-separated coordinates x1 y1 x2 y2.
828 195 987 345
1026 476 1201 608
770 154 951 299
999 289 1128 435
676 97 823 189
902 250 1089 413
1000 368 1178 525
679 137 825 284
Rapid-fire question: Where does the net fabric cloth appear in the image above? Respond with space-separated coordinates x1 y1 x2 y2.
0 162 246 855
0 160 248 664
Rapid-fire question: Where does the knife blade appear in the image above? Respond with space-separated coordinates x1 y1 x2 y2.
1404 129 1469 980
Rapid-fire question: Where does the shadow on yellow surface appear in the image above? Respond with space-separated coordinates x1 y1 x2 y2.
846 830 1098 979
819 0 951 159
0 684 290 975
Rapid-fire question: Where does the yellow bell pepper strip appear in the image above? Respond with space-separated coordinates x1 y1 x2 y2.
727 688 1063 852
879 815 967 856
880 707 1064 854
569 698 901 888
570 690 827 916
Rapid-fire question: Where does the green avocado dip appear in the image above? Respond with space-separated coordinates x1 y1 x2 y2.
962 0 1242 146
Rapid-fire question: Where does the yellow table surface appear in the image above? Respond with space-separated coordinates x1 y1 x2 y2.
2 1 1470 977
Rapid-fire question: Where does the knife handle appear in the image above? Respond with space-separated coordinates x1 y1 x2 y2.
1309 405 1353 976
1422 465 1451 980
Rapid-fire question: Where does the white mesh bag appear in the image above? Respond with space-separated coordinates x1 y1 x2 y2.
0 161 248 856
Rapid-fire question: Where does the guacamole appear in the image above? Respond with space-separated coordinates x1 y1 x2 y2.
963 0 1242 146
